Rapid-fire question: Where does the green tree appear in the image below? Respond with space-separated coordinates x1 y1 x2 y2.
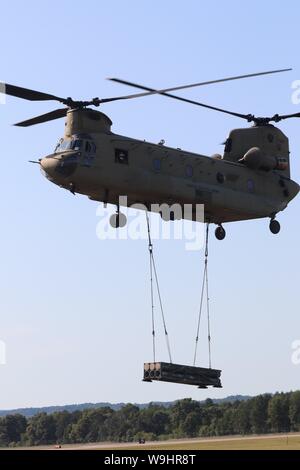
181 411 202 437
52 410 83 443
26 413 56 445
289 391 300 431
234 401 251 435
103 404 140 442
0 414 27 446
250 394 271 434
215 407 236 436
201 403 223 428
171 399 201 432
137 406 170 436
67 410 99 443
268 394 290 433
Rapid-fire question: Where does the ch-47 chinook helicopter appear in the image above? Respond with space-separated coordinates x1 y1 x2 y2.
2 68 300 240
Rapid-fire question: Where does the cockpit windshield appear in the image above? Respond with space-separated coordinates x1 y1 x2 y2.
54 137 96 154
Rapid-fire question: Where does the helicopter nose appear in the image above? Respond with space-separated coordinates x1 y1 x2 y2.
40 157 58 177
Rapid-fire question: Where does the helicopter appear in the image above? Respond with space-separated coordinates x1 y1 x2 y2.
1 68 299 240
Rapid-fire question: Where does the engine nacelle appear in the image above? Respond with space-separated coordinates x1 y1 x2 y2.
239 147 288 172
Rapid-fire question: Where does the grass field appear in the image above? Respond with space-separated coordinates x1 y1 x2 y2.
97 434 300 450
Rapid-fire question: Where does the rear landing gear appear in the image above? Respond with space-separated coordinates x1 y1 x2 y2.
110 207 127 228
269 219 281 235
69 182 76 195
215 225 226 240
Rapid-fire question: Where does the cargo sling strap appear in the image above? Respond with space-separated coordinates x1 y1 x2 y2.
193 223 212 368
145 215 212 369
146 211 172 364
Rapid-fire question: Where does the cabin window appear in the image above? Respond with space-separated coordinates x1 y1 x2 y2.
216 172 225 184
186 165 193 177
247 179 255 193
153 159 161 171
82 142 96 167
115 148 128 164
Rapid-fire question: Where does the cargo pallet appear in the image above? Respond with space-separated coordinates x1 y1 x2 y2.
143 362 222 388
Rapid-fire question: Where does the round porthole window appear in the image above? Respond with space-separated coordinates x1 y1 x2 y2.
216 172 225 183
153 159 161 171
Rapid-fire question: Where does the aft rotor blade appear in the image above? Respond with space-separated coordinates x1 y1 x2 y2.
1 83 66 103
14 108 68 127
108 68 292 98
271 111 300 122
104 69 292 120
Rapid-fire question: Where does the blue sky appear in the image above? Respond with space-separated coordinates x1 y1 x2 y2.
0 0 299 409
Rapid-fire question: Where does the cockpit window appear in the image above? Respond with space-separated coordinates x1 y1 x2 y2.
55 139 82 153
85 141 97 153
55 139 72 153
224 138 232 153
72 140 82 151
56 154 79 177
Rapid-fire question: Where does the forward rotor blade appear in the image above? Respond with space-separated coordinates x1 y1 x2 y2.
14 108 67 127
108 68 292 98
1 83 66 103
105 82 251 121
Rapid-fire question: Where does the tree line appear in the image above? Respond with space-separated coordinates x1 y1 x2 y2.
0 391 300 447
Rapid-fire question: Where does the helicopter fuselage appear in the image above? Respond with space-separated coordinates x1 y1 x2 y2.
40 109 299 225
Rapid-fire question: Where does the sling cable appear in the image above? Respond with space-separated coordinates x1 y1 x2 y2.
143 214 222 388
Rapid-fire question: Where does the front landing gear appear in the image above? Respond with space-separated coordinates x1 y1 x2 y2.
269 218 281 235
110 207 127 228
215 225 226 240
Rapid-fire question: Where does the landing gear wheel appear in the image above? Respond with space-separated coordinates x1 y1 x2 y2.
269 219 281 235
110 212 127 228
215 225 226 240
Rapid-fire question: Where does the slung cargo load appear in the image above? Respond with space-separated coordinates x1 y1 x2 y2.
143 362 222 388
